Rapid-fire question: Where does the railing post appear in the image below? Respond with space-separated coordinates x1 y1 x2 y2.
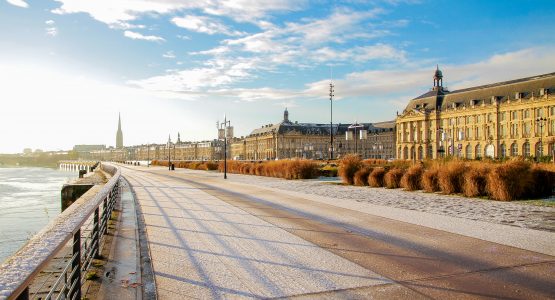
93 207 100 258
103 196 108 234
69 229 81 300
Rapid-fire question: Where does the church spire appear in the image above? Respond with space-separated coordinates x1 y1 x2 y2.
283 107 290 123
116 113 123 149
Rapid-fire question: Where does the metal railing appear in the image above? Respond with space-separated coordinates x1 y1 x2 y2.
0 164 121 300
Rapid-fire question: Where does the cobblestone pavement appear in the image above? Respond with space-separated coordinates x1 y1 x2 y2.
183 169 555 232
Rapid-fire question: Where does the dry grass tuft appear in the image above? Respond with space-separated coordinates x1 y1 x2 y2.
421 167 440 193
368 168 386 187
339 154 362 185
486 160 532 201
462 164 491 197
400 164 424 191
384 168 404 189
438 161 466 194
354 167 373 186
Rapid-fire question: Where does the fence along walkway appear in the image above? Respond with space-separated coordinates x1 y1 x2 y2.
0 164 120 300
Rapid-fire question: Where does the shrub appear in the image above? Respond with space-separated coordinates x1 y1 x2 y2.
338 154 362 185
368 168 386 187
486 160 532 201
400 164 424 191
353 167 373 186
438 161 466 194
205 161 219 170
421 168 440 193
463 164 490 197
527 166 555 198
384 168 404 189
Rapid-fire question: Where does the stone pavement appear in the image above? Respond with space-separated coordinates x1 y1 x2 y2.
121 165 555 299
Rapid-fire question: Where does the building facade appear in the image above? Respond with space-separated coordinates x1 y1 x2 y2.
243 109 396 160
396 69 555 160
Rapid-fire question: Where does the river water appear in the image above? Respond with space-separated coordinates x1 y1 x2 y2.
0 167 76 263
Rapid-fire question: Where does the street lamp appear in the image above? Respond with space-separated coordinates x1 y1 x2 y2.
217 115 232 179
167 135 172 171
536 117 547 157
347 122 364 156
329 77 335 160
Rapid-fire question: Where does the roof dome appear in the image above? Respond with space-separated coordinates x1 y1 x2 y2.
434 65 443 79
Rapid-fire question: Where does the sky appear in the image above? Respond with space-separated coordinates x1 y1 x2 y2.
1 0 554 153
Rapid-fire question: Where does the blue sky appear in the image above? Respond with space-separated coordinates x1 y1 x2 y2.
1 0 554 153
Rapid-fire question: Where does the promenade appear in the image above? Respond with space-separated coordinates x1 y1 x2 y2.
120 164 555 299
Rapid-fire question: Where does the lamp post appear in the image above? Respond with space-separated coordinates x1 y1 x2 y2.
167 135 172 171
536 117 547 157
147 143 150 167
217 115 231 179
329 79 335 160
348 122 364 156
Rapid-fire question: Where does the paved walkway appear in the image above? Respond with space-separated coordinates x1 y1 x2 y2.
121 165 555 299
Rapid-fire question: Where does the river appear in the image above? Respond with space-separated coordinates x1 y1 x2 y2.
0 167 76 263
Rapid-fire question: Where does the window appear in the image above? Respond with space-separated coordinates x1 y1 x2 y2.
511 143 518 156
500 144 506 158
475 144 482 158
512 111 518 120
500 125 506 138
500 112 506 121
524 122 531 136
466 116 472 124
524 109 530 119
523 142 530 157
476 115 482 123
465 144 472 159
511 123 519 138
487 113 493 122
536 108 544 118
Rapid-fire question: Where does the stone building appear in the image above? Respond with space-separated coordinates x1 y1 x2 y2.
396 68 555 160
243 109 395 160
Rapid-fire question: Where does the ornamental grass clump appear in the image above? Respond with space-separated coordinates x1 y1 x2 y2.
353 167 373 186
338 154 362 185
486 160 532 201
438 161 466 194
384 168 404 189
462 164 491 197
421 167 440 193
368 168 386 187
527 165 555 199
400 164 424 191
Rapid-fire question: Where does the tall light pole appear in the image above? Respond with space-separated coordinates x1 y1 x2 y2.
147 143 150 167
167 135 172 171
536 117 547 157
329 72 335 160
217 115 232 179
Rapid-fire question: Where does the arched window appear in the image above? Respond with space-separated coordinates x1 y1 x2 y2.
466 144 472 159
418 146 423 160
427 145 434 159
500 144 506 158
511 142 518 156
523 142 530 157
475 144 482 159
398 147 402 159
403 146 408 160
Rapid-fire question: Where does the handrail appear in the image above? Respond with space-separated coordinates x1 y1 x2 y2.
0 163 121 300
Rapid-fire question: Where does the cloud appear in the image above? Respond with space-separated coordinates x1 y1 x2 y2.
45 20 58 37
162 51 176 59
51 0 302 27
127 56 260 92
123 30 165 42
304 46 555 101
172 15 244 36
6 0 28 8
